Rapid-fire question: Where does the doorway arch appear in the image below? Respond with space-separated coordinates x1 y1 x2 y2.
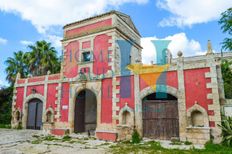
142 92 179 140
26 98 43 130
74 89 97 133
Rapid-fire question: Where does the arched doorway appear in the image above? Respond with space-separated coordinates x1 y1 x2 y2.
26 99 43 130
74 89 97 134
142 92 179 140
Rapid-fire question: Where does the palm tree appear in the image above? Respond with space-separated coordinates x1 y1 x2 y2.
5 51 28 85
219 8 232 51
27 40 60 76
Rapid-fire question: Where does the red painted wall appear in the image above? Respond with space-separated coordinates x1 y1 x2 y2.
27 85 44 96
48 74 60 80
28 76 45 83
60 82 70 122
96 132 117 142
64 41 79 78
17 79 26 84
101 78 112 123
46 84 58 110
82 41 91 49
16 87 24 111
65 19 112 38
184 68 212 111
93 34 112 75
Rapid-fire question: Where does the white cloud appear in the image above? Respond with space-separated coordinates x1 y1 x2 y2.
0 37 7 45
0 0 148 33
157 0 232 27
141 33 203 64
20 40 33 46
46 34 62 49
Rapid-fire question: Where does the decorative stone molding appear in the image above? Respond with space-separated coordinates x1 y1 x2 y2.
205 55 222 143
12 108 22 128
140 84 178 99
68 81 102 133
22 93 45 128
137 84 184 139
118 103 134 127
13 109 22 122
112 77 120 125
45 107 55 123
186 103 209 127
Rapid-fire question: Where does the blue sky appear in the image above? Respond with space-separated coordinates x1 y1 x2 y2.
0 0 231 86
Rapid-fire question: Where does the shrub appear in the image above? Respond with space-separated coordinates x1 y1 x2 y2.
62 135 72 142
184 141 192 145
131 129 141 144
218 116 232 146
43 135 58 141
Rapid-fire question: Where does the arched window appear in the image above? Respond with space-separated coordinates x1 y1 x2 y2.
122 111 130 125
191 111 204 127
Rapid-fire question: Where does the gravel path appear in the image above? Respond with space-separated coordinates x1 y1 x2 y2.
0 129 111 154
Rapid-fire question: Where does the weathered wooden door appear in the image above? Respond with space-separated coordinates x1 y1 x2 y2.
27 99 43 130
142 100 179 140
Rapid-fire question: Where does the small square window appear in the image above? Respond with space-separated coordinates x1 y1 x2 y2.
82 52 91 62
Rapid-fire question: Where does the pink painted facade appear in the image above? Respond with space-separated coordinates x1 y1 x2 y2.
12 11 224 144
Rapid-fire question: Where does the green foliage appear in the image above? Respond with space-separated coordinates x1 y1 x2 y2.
131 129 141 144
43 135 59 141
31 139 42 144
62 135 72 142
219 7 232 51
184 141 192 145
0 124 11 128
171 139 182 145
27 40 61 76
110 140 232 154
0 86 13 125
218 116 232 146
5 40 61 85
5 51 29 85
204 141 232 152
221 60 232 98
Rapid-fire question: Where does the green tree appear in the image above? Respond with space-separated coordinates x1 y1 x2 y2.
5 51 28 85
221 60 232 99
0 86 13 125
27 40 60 76
219 7 232 51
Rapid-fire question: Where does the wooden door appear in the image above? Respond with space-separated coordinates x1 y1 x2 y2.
27 99 43 130
142 100 179 140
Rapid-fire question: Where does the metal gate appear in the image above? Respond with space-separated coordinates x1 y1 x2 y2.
27 99 43 130
142 100 179 140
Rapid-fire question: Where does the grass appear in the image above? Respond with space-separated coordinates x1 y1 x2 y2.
109 141 232 154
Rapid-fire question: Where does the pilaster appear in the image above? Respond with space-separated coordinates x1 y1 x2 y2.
177 54 187 141
205 55 222 143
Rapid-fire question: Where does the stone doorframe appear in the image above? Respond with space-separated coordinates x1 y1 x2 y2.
135 84 187 140
22 93 46 129
68 81 102 133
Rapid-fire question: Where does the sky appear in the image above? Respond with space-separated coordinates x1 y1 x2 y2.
0 0 231 86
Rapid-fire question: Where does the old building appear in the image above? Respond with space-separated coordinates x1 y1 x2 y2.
11 11 226 144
